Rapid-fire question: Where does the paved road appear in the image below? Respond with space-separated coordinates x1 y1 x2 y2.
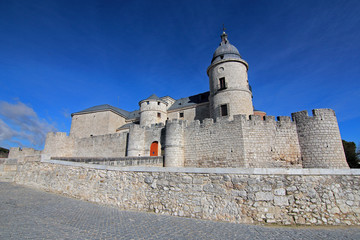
0 182 359 240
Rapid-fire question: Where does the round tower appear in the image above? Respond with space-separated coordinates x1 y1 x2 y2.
207 31 253 119
139 94 168 126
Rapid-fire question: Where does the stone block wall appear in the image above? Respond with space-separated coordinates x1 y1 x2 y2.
73 133 128 158
183 114 302 168
0 158 18 182
70 111 126 138
43 132 75 157
184 117 245 168
43 132 128 158
14 160 360 225
167 103 210 122
51 156 163 167
8 147 42 162
243 115 301 168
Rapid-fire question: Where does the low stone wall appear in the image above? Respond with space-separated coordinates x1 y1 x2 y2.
0 158 18 182
51 156 163 167
14 160 360 225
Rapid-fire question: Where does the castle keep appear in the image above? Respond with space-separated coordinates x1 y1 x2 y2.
9 31 348 169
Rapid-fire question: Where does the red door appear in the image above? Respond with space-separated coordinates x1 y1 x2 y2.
150 142 158 156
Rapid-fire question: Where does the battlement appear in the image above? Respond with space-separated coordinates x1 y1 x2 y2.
46 132 69 138
291 108 336 122
8 147 41 161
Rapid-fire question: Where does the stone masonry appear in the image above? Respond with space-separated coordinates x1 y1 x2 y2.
13 160 360 225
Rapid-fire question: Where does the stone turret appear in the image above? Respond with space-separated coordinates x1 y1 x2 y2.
139 94 168 126
292 109 348 168
207 31 253 119
164 119 185 167
127 124 145 157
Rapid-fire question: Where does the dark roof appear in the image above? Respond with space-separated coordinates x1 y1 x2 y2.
212 32 241 63
145 94 161 100
72 104 130 118
127 110 140 119
168 92 209 111
116 123 134 130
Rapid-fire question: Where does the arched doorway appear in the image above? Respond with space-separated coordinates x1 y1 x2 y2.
150 141 158 156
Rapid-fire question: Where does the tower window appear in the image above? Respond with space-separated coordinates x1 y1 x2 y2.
157 102 160 105
157 112 161 118
179 112 184 118
146 101 149 105
219 77 227 90
220 104 228 116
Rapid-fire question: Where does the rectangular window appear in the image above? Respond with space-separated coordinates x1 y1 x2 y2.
157 112 161 118
219 77 226 90
220 104 228 116
179 112 184 118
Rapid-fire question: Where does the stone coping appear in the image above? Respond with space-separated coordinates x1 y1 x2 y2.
42 159 360 175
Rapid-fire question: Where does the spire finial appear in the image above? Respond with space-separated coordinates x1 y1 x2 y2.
222 24 226 33
220 24 228 44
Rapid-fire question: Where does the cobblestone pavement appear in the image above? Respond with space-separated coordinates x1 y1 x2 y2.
0 182 359 240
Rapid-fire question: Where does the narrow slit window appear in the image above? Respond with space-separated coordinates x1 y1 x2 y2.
219 77 226 90
220 104 228 116
157 112 161 118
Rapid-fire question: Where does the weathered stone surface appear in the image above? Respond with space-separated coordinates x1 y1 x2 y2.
12 161 360 226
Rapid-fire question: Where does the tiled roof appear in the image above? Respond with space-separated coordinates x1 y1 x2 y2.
71 104 130 118
168 92 209 111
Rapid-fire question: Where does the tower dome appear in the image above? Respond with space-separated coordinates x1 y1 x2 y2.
211 32 241 63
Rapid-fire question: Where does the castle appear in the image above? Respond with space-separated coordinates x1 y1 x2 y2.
9 31 349 169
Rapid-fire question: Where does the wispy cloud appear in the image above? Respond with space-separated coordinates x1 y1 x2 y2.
0 101 57 148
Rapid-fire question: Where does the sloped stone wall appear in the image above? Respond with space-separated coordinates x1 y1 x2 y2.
14 160 360 225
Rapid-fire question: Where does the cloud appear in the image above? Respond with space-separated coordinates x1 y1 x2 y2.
0 101 57 148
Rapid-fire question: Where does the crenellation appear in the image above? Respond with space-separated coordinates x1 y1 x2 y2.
202 118 214 127
277 116 291 123
233 114 247 122
264 115 276 123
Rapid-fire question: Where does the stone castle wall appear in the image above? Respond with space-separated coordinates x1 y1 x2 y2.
70 111 126 138
14 160 360 225
9 108 347 169
182 114 302 168
42 132 128 158
243 115 301 168
8 147 42 162
167 103 210 122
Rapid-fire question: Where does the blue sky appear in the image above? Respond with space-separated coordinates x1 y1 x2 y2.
0 0 359 150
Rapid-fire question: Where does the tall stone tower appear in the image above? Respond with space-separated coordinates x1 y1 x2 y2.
207 31 253 119
139 94 168 126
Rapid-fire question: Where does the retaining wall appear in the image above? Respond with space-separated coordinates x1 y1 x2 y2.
14 160 360 225
51 156 163 167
